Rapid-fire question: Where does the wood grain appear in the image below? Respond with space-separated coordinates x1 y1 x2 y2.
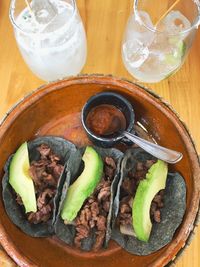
0 0 199 266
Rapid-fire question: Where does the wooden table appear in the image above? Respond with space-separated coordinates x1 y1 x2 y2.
0 0 200 266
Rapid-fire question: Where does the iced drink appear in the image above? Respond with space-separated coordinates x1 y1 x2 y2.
122 10 194 83
10 0 87 81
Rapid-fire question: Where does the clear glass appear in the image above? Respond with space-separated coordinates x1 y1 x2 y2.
9 0 87 82
122 0 200 83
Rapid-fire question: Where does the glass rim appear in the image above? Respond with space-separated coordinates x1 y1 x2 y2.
134 0 200 36
9 0 76 35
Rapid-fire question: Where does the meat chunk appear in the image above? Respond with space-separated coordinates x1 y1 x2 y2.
74 225 90 248
145 159 156 169
37 144 51 159
121 177 136 196
28 204 52 224
118 201 132 226
120 203 131 214
53 164 64 179
93 231 106 251
102 201 110 212
136 162 143 171
105 157 116 169
36 188 55 210
153 210 161 223
96 215 106 231
150 190 164 222
104 156 117 179
29 164 46 188
16 194 23 205
97 186 111 201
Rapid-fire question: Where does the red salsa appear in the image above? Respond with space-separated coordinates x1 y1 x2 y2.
86 104 126 137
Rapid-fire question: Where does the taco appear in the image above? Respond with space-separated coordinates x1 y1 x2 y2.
2 136 76 237
55 146 123 251
112 148 186 255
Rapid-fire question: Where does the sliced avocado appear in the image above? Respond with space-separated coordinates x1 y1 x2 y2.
132 160 168 242
61 146 103 222
9 142 37 213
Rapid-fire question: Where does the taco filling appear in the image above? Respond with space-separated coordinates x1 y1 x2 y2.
15 143 64 224
73 156 117 250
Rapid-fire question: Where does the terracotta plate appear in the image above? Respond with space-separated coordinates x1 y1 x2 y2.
0 75 199 267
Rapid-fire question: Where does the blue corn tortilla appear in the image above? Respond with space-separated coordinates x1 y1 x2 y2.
55 146 123 251
2 136 76 237
111 148 186 255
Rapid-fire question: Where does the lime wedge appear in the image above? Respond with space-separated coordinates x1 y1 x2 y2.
165 40 186 66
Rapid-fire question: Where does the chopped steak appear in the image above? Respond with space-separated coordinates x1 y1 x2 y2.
121 177 136 196
90 201 100 220
153 209 161 223
17 144 64 224
76 225 89 238
152 193 164 208
96 215 106 231
37 144 51 158
104 157 116 179
120 203 131 214
118 159 165 229
29 164 46 188
150 202 157 217
102 200 110 212
74 156 117 251
136 162 143 171
93 231 106 251
150 189 165 222
16 194 23 205
105 157 116 169
28 204 52 224
52 164 64 179
36 188 55 210
97 186 111 201
146 160 156 169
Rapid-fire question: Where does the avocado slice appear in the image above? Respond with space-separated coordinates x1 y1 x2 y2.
9 142 37 213
61 146 103 222
132 160 168 242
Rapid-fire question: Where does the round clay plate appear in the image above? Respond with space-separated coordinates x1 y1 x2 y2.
0 75 199 267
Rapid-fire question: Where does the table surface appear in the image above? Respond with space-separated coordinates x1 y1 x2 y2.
0 0 200 266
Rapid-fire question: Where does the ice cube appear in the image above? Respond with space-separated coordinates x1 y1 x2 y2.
125 11 155 46
31 0 57 24
41 2 73 33
136 11 155 29
158 11 191 34
122 39 149 68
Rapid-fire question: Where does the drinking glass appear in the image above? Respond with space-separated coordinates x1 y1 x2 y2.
9 0 87 82
122 0 200 83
